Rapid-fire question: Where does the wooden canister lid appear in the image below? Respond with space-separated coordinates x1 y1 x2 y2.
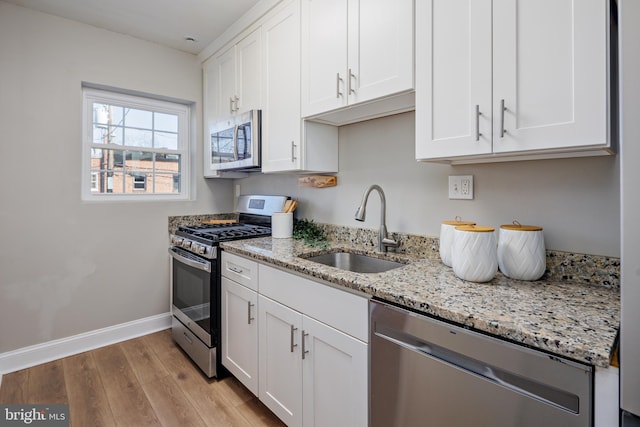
454 225 494 232
442 216 476 226
500 220 543 232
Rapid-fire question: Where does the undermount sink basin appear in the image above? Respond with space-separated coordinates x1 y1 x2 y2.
304 251 405 274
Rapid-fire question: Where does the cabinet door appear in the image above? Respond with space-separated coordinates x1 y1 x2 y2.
415 0 493 160
221 278 258 395
492 0 608 154
214 45 237 116
302 315 368 427
236 28 262 114
348 0 414 105
301 0 349 117
259 295 303 427
203 57 219 177
261 0 302 173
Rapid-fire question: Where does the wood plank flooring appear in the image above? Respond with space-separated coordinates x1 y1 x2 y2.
0 329 285 427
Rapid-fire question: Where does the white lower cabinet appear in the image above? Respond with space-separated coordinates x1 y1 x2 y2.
258 295 368 427
258 295 303 426
221 252 368 427
301 315 368 427
221 277 259 395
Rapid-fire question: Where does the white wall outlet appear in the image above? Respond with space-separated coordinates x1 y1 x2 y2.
448 175 474 200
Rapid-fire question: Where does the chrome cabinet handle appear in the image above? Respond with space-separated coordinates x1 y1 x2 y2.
301 330 309 359
500 99 507 138
291 141 297 162
229 95 239 112
290 325 298 352
336 73 343 98
348 68 356 94
228 266 243 274
475 105 482 142
247 301 255 324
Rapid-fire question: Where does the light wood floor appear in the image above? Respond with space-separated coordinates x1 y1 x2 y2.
0 329 286 427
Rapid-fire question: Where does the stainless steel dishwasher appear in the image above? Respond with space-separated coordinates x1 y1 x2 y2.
370 300 593 427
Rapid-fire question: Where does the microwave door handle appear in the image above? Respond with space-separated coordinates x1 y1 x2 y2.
238 126 248 157
233 125 240 161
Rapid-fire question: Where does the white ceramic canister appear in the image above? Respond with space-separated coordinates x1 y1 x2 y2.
451 225 498 283
498 222 546 281
439 218 476 267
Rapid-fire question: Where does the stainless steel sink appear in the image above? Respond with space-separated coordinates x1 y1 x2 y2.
304 252 405 273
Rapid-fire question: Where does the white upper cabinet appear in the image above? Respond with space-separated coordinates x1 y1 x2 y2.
301 0 414 124
261 0 339 173
301 0 348 116
205 28 261 120
416 0 612 163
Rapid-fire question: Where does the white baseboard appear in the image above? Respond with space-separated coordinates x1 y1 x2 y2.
0 312 172 375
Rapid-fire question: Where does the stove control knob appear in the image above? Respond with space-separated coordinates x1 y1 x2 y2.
197 245 206 255
182 240 192 249
175 237 183 245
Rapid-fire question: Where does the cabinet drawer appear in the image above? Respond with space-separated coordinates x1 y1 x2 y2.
259 264 369 342
221 251 258 291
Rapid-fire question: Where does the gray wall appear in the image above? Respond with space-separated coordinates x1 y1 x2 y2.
0 3 233 353
238 111 620 257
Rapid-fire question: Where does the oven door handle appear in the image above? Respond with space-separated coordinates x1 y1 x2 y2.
168 247 212 273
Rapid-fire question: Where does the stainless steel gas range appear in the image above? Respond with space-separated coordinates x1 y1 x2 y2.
168 195 288 377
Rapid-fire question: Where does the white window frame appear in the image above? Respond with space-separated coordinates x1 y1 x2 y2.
81 87 191 201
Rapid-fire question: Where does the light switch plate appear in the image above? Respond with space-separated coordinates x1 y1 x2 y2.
448 175 474 200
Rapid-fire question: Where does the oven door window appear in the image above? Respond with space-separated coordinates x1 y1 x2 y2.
172 256 212 335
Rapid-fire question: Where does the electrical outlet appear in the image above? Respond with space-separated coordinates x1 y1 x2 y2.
235 184 241 197
448 175 474 200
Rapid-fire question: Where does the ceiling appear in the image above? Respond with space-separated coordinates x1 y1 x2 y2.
3 0 261 54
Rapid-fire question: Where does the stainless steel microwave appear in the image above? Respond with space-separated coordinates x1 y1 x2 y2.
207 110 261 173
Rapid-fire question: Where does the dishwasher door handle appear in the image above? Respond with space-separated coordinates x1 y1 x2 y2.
375 324 580 414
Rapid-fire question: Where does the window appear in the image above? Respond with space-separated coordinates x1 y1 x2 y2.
82 87 191 201
132 174 147 191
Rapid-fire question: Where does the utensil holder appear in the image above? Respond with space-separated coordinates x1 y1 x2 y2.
272 212 293 238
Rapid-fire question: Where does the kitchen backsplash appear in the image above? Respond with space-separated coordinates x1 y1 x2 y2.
168 215 620 290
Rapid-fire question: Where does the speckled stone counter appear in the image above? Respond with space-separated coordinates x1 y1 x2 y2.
220 237 620 368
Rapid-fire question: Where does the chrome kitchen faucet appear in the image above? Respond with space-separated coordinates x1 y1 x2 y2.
354 184 399 252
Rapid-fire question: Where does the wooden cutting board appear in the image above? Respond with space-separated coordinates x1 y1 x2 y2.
201 219 238 225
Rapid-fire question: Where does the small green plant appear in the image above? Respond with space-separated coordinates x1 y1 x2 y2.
293 218 328 247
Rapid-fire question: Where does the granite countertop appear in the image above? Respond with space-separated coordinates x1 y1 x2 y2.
220 237 620 368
